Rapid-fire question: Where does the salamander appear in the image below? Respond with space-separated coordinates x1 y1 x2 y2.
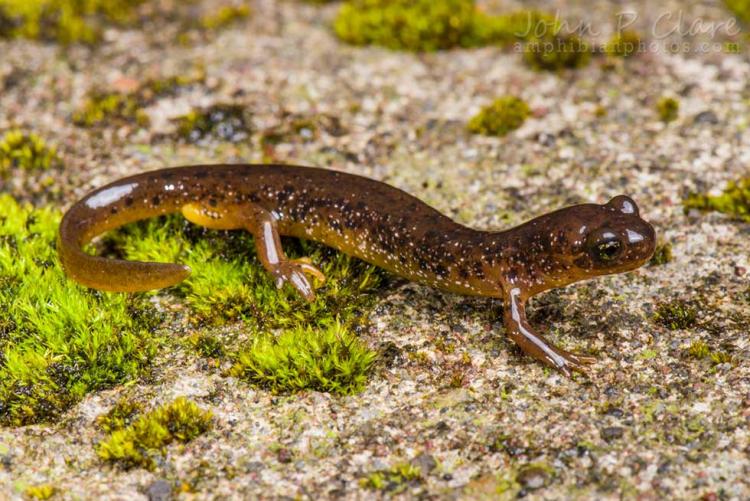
58 164 656 376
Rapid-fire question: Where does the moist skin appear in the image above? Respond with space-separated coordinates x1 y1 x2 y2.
59 164 656 376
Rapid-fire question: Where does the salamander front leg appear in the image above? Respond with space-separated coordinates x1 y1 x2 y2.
182 203 325 301
503 287 596 377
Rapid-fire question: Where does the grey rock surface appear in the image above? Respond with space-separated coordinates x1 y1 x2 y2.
0 1 749 500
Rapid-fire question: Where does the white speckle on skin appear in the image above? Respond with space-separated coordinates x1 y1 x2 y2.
85 182 138 209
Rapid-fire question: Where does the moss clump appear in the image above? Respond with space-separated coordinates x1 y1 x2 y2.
605 30 642 58
334 0 477 51
656 97 679 123
0 129 58 174
105 207 385 395
108 215 385 329
523 32 591 71
725 0 750 23
97 397 212 470
709 351 733 365
96 398 143 433
173 104 251 143
467 96 530 136
73 72 205 129
470 10 559 47
684 178 750 222
638 349 658 360
188 333 225 359
199 4 250 30
687 340 710 359
23 484 56 500
333 1 556 52
649 242 673 266
687 341 734 365
72 91 149 128
0 0 145 44
653 300 697 330
0 195 159 426
334 1 589 70
229 322 376 395
360 462 422 492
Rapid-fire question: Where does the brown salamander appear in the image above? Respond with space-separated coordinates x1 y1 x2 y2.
58 164 656 376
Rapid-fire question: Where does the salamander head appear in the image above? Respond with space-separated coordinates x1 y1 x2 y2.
512 195 656 293
564 195 656 278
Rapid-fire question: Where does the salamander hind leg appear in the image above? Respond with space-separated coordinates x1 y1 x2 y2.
181 202 325 301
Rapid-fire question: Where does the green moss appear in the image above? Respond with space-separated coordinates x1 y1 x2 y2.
188 333 225 359
725 40 743 54
684 178 750 222
653 300 697 330
333 0 589 69
605 30 642 58
467 96 530 136
72 92 149 128
73 72 205 129
108 215 385 329
407 350 430 365
523 32 591 71
333 1 556 52
471 10 559 47
200 4 250 30
687 341 734 365
687 340 710 359
96 397 143 433
229 322 376 395
360 462 422 492
360 471 387 490
97 397 212 470
638 349 658 360
709 351 734 365
725 0 750 23
173 104 251 143
0 129 58 174
334 0 476 51
0 195 159 426
0 0 145 43
104 213 385 394
649 242 673 266
656 97 679 122
23 484 56 500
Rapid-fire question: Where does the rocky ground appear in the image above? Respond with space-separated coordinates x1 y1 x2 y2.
1 0 749 499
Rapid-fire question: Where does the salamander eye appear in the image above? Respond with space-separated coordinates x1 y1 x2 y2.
588 229 624 264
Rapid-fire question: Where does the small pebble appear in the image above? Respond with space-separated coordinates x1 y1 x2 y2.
277 448 293 464
146 480 172 501
601 426 624 441
516 465 551 490
411 453 437 474
693 111 719 124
